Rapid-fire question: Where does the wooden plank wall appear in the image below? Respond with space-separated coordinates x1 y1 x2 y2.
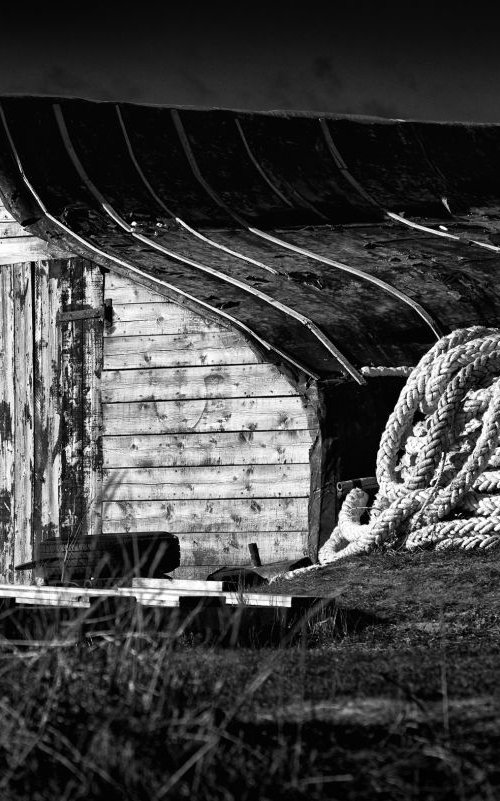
101 273 317 577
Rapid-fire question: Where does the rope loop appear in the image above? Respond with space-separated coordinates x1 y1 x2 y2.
320 327 500 563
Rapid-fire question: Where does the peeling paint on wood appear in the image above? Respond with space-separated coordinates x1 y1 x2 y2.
13 263 34 580
59 258 104 539
33 260 61 549
0 265 14 577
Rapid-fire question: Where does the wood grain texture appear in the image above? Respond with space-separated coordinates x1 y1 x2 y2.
106 301 227 334
174 530 308 566
13 264 33 580
59 259 104 539
102 497 308 533
102 430 314 468
0 203 13 222
0 221 30 238
103 333 260 368
103 396 310 435
0 265 15 581
32 262 61 546
105 277 171 305
82 263 104 537
0 237 66 265
102 464 310 501
101 363 295 402
100 270 316 572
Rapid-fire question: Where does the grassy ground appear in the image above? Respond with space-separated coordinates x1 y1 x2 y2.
0 549 499 800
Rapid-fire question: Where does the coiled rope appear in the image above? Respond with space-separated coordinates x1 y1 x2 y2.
319 326 500 563
277 327 500 581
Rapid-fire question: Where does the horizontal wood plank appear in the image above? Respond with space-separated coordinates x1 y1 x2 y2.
0 205 14 222
106 306 225 337
176 530 308 565
0 221 30 238
103 396 309 435
102 498 308 533
0 237 58 265
102 464 310 500
101 364 295 402
102 430 314 468
103 330 259 368
105 279 170 305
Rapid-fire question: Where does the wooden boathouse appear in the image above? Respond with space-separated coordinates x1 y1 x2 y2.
1 96 500 581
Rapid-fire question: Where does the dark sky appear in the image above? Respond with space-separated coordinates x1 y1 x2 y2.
0 5 497 122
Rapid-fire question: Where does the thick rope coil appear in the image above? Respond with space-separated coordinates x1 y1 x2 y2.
319 327 500 564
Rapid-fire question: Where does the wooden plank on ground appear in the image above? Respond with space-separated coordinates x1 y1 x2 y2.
101 364 295 402
103 333 260 368
0 265 15 581
102 498 308 534
102 464 310 501
133 577 225 591
102 396 309 436
102 430 314 468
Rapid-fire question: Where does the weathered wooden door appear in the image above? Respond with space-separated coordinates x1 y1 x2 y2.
0 258 103 583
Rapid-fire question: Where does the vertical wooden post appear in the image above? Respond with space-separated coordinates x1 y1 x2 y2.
82 262 103 538
0 266 15 581
59 259 84 539
59 258 103 540
13 263 34 581
307 382 338 559
33 260 61 549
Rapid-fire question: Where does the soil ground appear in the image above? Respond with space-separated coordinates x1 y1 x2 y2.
0 549 499 800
